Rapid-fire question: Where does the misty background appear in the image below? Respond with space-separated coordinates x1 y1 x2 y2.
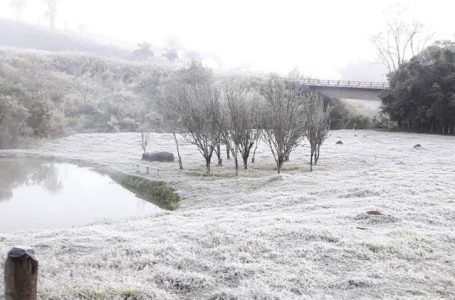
1 0 454 80
1 0 455 149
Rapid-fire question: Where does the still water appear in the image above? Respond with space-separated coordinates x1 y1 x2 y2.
0 158 160 232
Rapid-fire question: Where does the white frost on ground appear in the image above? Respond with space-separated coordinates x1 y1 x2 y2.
1 130 455 299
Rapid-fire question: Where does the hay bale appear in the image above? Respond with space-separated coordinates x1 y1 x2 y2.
142 152 175 162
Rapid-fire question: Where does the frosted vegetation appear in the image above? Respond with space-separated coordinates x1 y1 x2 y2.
382 41 455 134
0 47 377 149
0 130 454 299
1 18 454 298
0 47 182 148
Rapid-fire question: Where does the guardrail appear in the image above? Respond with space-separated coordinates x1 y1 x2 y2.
296 78 389 90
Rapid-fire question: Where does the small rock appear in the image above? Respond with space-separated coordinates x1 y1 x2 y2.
367 210 382 216
336 140 343 145
414 144 422 149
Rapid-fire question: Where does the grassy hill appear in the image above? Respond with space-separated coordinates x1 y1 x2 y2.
0 19 130 58
0 47 180 148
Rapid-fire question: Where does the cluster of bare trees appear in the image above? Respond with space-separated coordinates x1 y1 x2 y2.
260 77 331 173
152 64 331 176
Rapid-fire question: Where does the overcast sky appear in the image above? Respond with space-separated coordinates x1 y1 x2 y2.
1 0 454 79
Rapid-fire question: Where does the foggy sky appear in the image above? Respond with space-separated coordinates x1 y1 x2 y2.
1 0 454 79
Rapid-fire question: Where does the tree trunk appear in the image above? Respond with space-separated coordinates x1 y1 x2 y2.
310 149 314 172
232 145 239 176
315 145 320 165
251 138 259 163
205 157 211 175
172 133 183 170
277 156 284 174
226 144 231 160
242 155 248 169
215 143 222 166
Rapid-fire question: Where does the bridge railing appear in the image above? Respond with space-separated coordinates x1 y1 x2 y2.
297 78 389 90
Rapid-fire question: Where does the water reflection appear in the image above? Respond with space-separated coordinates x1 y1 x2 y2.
0 158 160 232
0 159 62 201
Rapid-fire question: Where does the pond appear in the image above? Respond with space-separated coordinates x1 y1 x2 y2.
0 158 161 232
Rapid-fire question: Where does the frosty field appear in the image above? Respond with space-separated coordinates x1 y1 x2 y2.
1 130 454 299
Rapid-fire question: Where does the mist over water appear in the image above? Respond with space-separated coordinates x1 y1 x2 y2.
0 158 159 232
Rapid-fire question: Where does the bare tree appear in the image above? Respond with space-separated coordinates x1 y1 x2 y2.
11 0 26 21
372 5 433 73
305 94 331 171
217 88 257 175
260 77 307 174
224 88 259 171
154 62 213 170
177 83 221 175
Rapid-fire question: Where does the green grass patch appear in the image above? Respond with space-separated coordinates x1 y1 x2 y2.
109 173 180 210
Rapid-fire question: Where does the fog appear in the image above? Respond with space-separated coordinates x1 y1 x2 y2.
2 1 455 299
1 0 454 79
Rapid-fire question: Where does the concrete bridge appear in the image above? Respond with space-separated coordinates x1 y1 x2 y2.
296 78 389 101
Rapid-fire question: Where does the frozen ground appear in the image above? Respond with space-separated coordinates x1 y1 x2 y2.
1 130 455 299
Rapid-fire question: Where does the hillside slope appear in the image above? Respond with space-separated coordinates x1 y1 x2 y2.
0 19 130 58
0 48 179 148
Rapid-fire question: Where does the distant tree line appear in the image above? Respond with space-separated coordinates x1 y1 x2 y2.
380 41 455 134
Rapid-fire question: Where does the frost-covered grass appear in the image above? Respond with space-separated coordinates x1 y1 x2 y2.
1 130 455 299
